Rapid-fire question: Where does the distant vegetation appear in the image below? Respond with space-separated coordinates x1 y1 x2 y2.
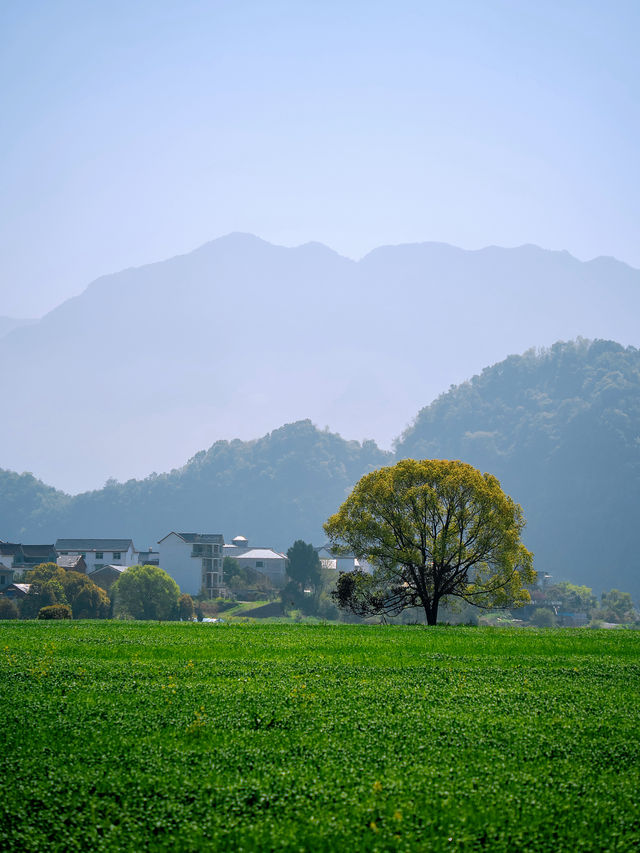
396 339 640 597
1 339 639 596
0 420 390 550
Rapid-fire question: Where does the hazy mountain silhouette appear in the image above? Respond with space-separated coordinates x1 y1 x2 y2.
0 316 36 339
1 234 638 491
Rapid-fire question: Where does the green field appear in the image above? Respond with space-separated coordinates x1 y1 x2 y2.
1 623 639 851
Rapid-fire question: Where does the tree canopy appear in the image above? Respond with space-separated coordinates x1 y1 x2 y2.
280 540 323 615
286 540 321 589
325 459 535 625
21 563 109 619
112 564 180 620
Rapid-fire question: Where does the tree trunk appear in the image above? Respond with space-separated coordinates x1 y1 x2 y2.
424 599 438 625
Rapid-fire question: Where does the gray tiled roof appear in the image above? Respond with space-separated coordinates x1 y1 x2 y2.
56 555 85 569
0 543 22 555
22 545 55 557
55 539 134 551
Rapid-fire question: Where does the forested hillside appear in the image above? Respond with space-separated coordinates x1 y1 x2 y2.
0 421 390 550
2 340 639 597
397 339 640 596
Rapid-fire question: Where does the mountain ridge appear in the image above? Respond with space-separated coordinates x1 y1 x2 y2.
1 234 639 492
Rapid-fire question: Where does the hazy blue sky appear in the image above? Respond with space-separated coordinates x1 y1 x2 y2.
1 0 638 316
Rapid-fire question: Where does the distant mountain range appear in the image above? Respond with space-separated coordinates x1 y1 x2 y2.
2 339 639 598
0 316 36 339
1 234 639 492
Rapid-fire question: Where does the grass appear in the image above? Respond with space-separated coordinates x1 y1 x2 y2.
1 622 639 851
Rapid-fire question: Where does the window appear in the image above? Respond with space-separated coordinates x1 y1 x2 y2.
95 552 103 560
113 552 121 560
256 561 264 569
1 576 5 585
205 572 217 589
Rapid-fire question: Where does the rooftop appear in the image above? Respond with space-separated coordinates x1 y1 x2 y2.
22 545 55 556
237 548 287 560
56 555 85 569
55 539 134 551
158 532 224 544
89 565 126 575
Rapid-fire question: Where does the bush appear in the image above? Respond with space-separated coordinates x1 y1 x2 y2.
531 607 557 627
21 564 110 619
178 593 195 620
38 604 72 620
0 597 18 619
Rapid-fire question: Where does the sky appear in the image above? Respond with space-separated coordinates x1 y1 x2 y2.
1 0 639 317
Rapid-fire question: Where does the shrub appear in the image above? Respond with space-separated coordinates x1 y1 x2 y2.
0 597 18 619
38 604 72 620
531 607 557 627
178 593 195 620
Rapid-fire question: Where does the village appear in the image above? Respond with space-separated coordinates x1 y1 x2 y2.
0 532 364 605
1 532 634 628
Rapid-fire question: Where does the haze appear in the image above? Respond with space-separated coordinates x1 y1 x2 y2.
2 1 639 317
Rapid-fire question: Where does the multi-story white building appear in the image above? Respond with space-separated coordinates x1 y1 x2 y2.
158 532 224 597
55 539 138 574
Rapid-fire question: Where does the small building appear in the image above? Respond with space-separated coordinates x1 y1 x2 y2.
0 541 56 570
0 542 21 568
3 583 31 600
0 563 15 590
224 535 287 586
56 555 87 573
89 564 126 592
21 545 58 567
137 548 160 566
55 539 138 574
158 532 224 598
315 544 365 573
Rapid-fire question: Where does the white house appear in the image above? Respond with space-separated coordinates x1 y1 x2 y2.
158 532 224 598
315 545 370 573
55 539 138 574
223 535 288 586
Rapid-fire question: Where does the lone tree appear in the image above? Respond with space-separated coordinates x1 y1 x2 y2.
324 459 535 625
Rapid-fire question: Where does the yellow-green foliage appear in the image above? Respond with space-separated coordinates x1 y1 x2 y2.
0 623 639 851
326 459 535 624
